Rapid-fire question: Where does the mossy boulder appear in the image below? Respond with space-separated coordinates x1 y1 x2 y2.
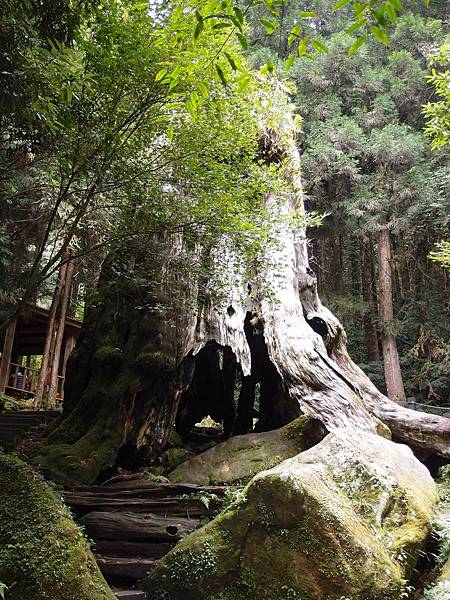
159 447 196 470
0 453 115 600
168 415 326 485
146 430 437 600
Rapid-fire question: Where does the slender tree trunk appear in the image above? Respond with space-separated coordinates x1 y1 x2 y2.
48 258 75 408
377 227 405 403
34 261 68 407
361 236 380 361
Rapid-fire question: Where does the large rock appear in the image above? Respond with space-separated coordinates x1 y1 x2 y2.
168 415 326 485
0 453 116 600
146 430 437 600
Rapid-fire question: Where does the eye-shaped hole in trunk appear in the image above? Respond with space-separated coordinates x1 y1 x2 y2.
166 525 178 536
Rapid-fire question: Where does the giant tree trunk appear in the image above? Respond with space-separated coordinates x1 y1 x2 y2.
378 227 406 403
34 124 450 486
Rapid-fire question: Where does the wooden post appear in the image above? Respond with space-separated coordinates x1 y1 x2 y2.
0 318 17 395
48 258 75 407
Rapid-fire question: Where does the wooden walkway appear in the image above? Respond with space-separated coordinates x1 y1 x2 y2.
66 480 230 599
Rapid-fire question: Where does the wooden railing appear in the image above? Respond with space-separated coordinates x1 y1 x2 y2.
6 362 65 400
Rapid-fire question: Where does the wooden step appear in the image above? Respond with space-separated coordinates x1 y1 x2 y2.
75 481 229 495
65 493 219 517
98 556 157 581
80 511 200 542
95 540 174 559
113 589 146 599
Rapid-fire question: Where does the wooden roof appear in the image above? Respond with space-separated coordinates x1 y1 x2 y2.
1 303 82 356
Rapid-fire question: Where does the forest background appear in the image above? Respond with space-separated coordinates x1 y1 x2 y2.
0 0 449 410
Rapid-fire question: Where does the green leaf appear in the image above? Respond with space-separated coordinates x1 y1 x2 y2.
215 63 227 86
155 68 168 81
385 3 397 23
299 11 317 18
194 21 204 40
233 5 244 24
260 60 275 74
198 81 209 98
288 24 302 47
237 74 251 92
390 0 402 9
348 34 367 55
224 51 237 71
263 0 279 16
130 2 148 12
297 37 308 57
333 0 352 11
186 99 196 120
260 18 278 35
236 32 248 50
353 1 366 18
285 54 296 72
423 0 430 6
371 25 389 46
195 10 203 23
312 39 329 54
345 18 366 33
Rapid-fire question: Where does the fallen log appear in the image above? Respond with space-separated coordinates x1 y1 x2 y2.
80 511 200 542
75 482 229 495
65 494 219 517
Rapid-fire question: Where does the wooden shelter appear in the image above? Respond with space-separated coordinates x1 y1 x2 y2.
0 303 82 401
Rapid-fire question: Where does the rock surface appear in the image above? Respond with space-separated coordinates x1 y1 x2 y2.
168 416 326 485
146 430 437 600
0 453 116 600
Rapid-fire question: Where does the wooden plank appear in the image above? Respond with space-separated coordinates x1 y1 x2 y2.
75 482 229 495
80 511 200 542
94 540 174 559
113 588 146 599
97 557 157 581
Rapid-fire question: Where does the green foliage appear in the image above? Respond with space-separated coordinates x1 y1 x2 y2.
0 0 286 322
423 43 450 149
429 241 450 269
264 6 449 400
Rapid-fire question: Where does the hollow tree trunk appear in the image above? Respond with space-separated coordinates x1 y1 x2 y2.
378 227 406 403
34 121 450 487
361 236 380 361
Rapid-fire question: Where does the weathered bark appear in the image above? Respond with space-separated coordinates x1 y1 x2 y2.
48 257 75 407
80 511 199 542
378 227 406 403
361 235 380 361
34 260 68 406
33 120 450 486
